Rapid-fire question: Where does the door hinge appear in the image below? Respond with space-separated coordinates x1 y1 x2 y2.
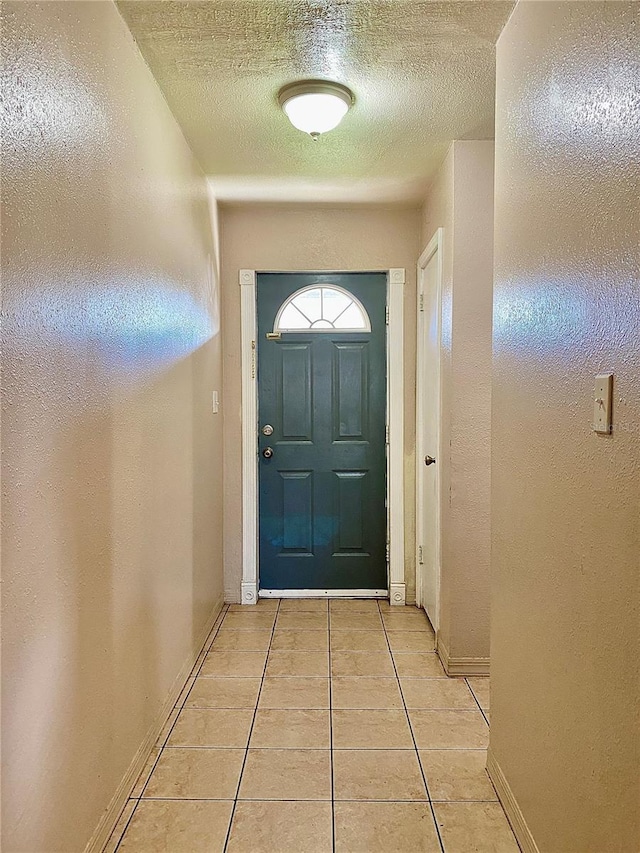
385 424 390 445
386 542 390 563
251 340 256 379
418 545 424 565
419 293 424 313
385 306 389 325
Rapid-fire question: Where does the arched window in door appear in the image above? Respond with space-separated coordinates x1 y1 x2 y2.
274 285 371 333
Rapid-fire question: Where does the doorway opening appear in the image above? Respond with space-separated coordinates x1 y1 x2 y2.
415 230 443 629
239 268 406 604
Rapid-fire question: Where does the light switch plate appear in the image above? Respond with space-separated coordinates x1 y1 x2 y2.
593 374 613 434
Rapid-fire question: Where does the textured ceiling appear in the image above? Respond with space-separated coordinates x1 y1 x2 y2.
117 1 514 202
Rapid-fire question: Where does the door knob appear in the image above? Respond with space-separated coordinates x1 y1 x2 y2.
262 447 274 459
424 455 436 466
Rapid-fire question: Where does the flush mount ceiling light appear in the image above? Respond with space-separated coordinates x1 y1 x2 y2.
278 80 354 140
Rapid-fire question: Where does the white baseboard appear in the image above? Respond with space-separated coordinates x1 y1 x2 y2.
436 634 490 676
487 748 540 853
84 595 224 853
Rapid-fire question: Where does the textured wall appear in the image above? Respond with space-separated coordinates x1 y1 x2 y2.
219 203 421 603
1 3 223 851
491 3 640 851
421 141 494 663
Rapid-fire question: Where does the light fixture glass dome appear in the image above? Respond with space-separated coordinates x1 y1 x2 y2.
278 80 354 139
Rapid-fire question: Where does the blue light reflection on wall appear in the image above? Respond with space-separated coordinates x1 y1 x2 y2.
8 274 216 375
493 273 590 357
84 283 215 370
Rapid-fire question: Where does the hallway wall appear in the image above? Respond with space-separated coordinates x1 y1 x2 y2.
420 141 495 668
219 203 422 603
1 3 224 851
491 2 640 851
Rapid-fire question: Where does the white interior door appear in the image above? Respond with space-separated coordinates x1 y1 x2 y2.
416 231 442 629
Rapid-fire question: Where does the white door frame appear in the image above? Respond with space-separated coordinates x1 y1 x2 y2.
239 268 406 605
415 231 443 623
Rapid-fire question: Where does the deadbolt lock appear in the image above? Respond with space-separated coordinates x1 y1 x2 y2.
262 424 274 436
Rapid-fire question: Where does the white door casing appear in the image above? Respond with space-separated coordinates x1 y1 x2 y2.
239 268 406 604
415 232 443 628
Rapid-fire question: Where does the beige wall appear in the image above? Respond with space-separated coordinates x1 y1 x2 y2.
220 203 421 603
421 140 495 663
1 3 224 851
491 2 640 851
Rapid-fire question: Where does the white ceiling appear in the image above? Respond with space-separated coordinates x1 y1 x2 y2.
118 1 514 203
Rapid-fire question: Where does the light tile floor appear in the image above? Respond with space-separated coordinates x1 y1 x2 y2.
106 600 519 852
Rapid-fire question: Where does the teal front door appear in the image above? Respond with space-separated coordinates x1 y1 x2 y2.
257 272 387 592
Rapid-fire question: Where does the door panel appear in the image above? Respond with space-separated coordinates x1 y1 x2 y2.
280 344 313 440
280 471 313 553
333 343 369 441
334 470 368 552
258 272 386 591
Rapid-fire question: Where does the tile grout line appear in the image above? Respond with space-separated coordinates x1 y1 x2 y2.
156 605 232 752
116 796 505 803
109 801 138 853
158 744 487 750
328 603 336 853
465 677 490 727
112 605 230 853
222 598 282 852
465 674 498 827
115 796 503 804
192 606 232 677
378 600 446 853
